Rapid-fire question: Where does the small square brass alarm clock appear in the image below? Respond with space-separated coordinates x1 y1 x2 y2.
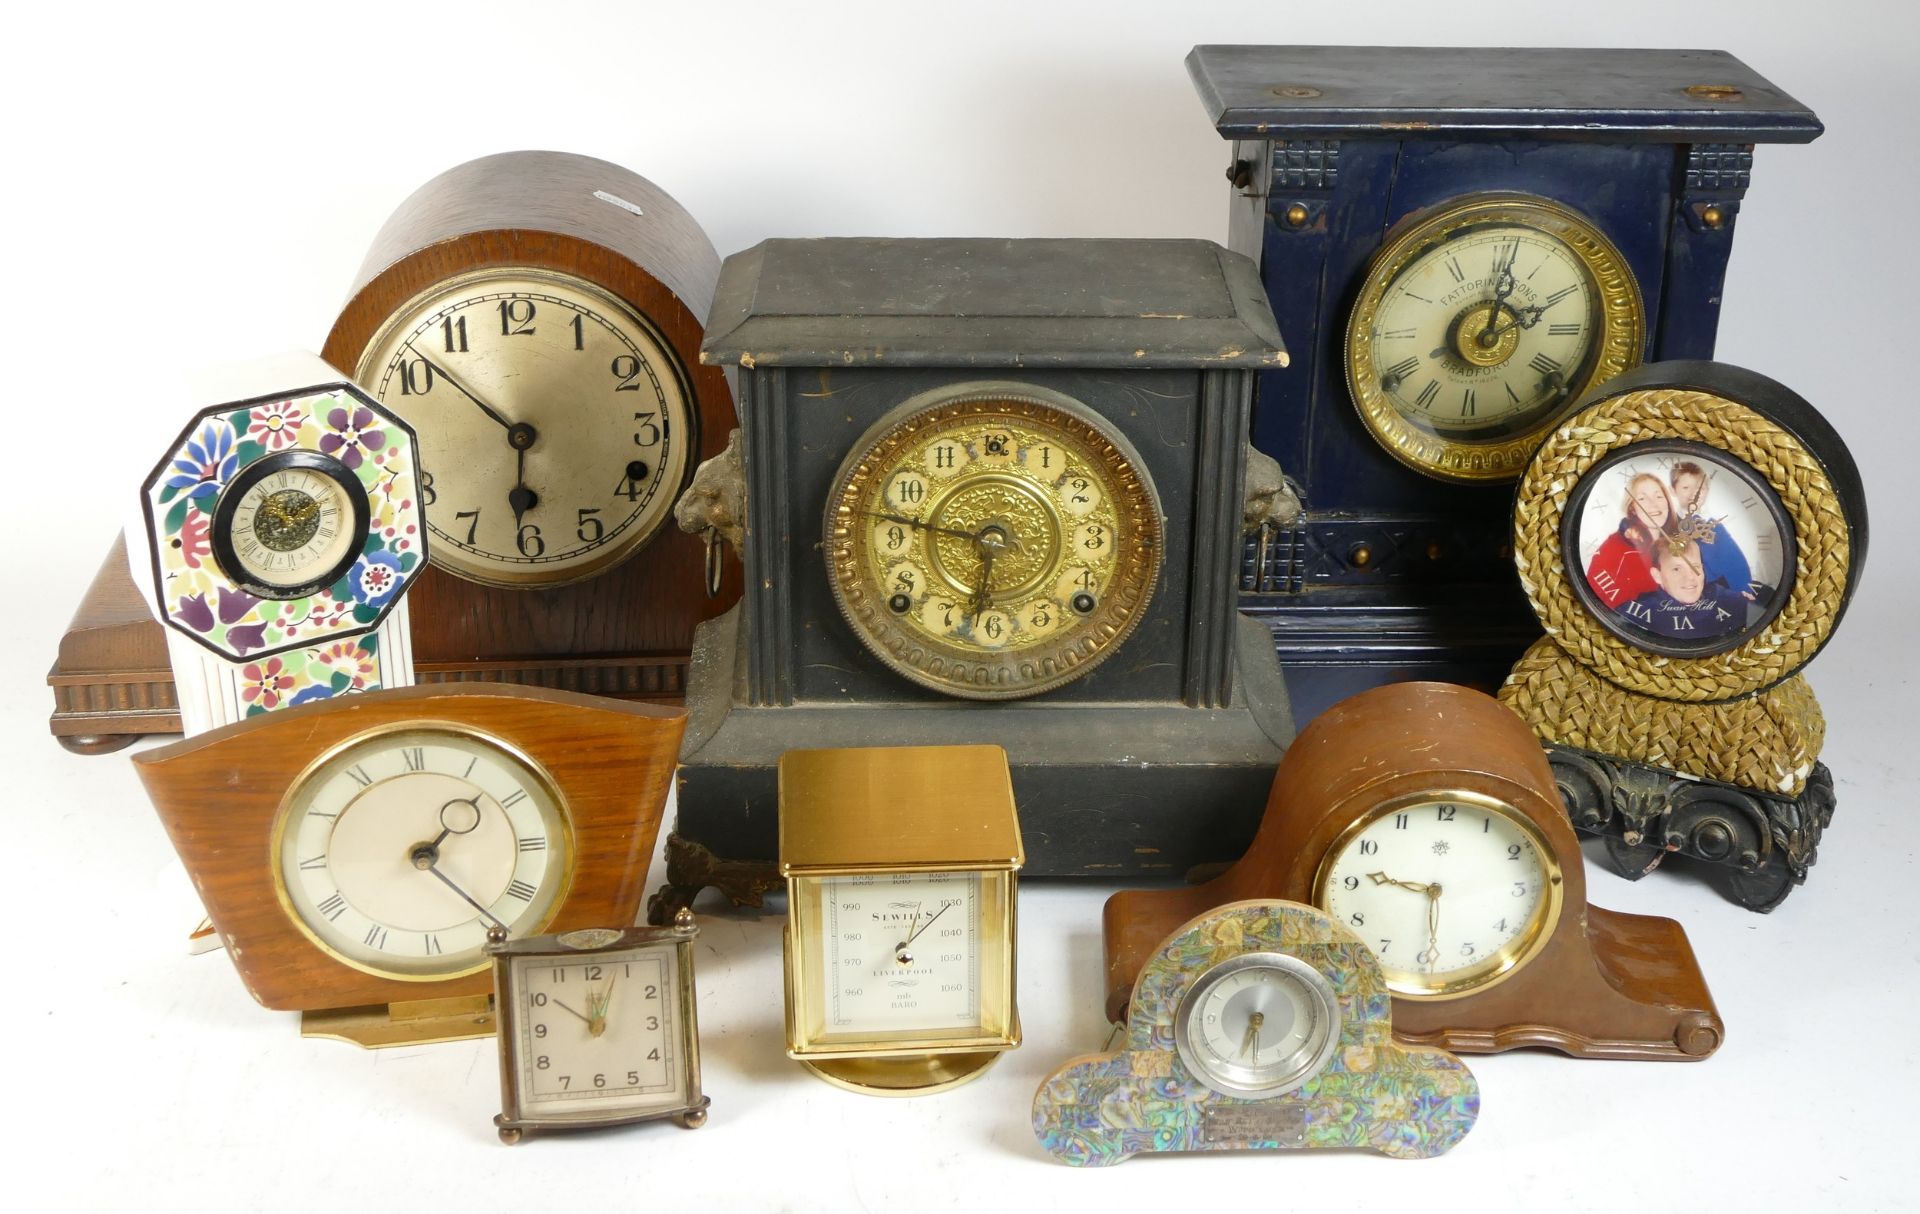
487 914 709 1143
779 745 1023 1096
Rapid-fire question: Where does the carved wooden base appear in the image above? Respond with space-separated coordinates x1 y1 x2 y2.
645 833 784 925
49 539 693 752
1546 744 1835 913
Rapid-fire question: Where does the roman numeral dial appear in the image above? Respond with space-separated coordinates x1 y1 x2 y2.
1345 194 1645 483
276 728 572 979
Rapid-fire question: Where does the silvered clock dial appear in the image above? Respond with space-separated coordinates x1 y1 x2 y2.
274 725 575 979
355 268 696 588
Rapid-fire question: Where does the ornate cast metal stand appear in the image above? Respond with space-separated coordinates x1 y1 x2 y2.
1546 744 1834 913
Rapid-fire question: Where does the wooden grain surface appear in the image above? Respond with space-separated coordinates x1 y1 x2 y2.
320 151 741 667
132 683 686 1012
1102 681 1722 1058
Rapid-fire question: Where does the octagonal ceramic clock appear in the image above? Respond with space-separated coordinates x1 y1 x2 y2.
135 352 425 734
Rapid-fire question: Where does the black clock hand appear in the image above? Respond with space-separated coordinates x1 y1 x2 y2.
903 901 952 946
549 996 595 1029
863 510 985 545
1482 302 1553 341
509 447 538 525
421 862 509 932
402 343 517 434
1479 249 1516 346
968 545 995 619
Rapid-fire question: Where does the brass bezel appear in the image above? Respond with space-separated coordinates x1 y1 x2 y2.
488 921 708 1142
783 869 1020 1060
822 382 1163 700
351 265 699 590
1344 193 1645 484
1312 788 1564 1001
1517 386 1853 702
269 719 578 983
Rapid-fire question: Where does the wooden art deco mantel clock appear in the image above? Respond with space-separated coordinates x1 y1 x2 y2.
1187 45 1822 722
658 237 1295 910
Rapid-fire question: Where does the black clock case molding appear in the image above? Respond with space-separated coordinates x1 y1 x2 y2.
663 238 1296 904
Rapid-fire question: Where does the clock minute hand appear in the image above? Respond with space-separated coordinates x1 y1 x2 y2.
401 343 517 433
864 510 982 545
421 862 509 933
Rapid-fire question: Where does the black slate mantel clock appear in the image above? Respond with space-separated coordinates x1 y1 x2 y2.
655 237 1296 912
1186 45 1822 723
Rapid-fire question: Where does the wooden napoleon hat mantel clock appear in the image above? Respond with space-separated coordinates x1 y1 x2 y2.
1104 681 1723 1061
1186 46 1821 723
657 237 1295 911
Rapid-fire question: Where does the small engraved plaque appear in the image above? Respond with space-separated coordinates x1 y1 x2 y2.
1201 1103 1307 1146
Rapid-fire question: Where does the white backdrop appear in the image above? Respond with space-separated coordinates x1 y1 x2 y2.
5 3 1914 1210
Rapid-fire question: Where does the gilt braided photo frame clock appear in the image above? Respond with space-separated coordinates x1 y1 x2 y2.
1516 362 1865 701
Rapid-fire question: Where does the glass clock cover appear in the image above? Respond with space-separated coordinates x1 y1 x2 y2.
1315 790 1562 999
1563 441 1795 657
1345 194 1643 483
354 268 696 588
823 386 1163 700
274 725 574 980
140 381 425 663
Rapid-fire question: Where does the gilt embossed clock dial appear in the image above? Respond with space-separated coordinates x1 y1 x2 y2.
355 268 695 588
1346 195 1644 483
824 390 1162 699
274 726 574 979
211 451 370 600
1316 790 1562 999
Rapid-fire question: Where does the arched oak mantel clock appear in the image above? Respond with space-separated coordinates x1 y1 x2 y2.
657 237 1297 912
1186 45 1822 723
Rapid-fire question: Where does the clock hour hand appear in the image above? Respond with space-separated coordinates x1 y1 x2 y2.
968 545 995 619
509 447 538 525
1482 303 1549 341
549 995 595 1029
1366 871 1431 896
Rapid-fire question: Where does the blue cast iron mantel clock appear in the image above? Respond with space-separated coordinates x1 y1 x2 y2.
1186 45 1822 722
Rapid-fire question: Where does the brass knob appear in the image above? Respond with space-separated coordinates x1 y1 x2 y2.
1348 543 1373 569
1284 202 1309 228
1701 204 1726 229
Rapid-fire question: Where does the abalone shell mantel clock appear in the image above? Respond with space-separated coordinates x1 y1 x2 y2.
659 238 1295 909
1186 45 1822 723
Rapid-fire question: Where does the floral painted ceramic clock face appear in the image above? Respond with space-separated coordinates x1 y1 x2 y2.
275 727 574 979
823 391 1162 699
355 268 696 588
1345 195 1644 483
141 387 425 670
211 451 370 599
1563 440 1795 658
